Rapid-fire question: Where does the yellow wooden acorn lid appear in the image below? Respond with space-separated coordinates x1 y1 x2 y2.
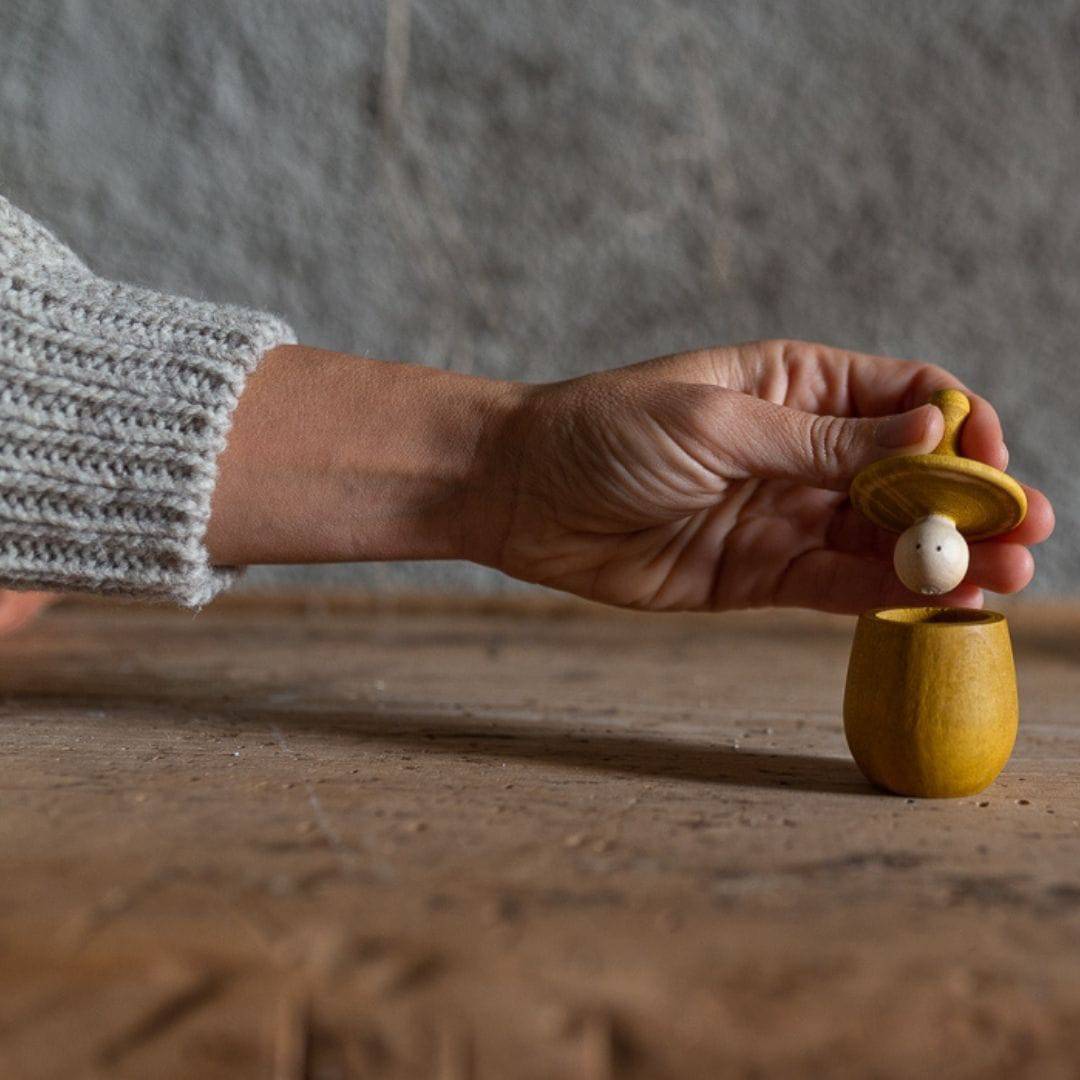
850 389 1027 542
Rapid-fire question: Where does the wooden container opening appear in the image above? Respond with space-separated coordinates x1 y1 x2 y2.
871 608 1002 626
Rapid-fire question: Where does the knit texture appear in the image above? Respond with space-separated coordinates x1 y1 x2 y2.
0 195 295 605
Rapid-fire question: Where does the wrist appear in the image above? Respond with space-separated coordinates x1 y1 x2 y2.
457 377 530 569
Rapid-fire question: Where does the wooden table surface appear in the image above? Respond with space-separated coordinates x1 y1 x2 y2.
1 596 1079 1079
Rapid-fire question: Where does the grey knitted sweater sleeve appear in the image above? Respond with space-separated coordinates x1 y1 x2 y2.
0 195 295 606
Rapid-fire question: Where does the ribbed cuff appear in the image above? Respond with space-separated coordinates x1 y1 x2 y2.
0 197 295 606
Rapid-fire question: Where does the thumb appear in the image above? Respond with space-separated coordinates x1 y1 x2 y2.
714 394 945 490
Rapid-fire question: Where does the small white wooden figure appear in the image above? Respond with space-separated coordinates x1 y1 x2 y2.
893 513 970 595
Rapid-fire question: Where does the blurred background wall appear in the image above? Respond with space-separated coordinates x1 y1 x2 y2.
1 0 1075 594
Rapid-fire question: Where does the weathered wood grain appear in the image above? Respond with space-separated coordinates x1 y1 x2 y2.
0 597 1078 1078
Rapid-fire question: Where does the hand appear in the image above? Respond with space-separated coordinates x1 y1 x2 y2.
0 591 53 635
483 340 1054 614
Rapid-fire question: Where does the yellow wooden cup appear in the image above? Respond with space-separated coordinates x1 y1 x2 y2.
843 608 1018 798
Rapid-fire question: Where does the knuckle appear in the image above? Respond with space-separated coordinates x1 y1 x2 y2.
807 414 853 478
776 339 816 370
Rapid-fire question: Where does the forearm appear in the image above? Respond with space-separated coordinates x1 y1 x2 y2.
205 345 522 567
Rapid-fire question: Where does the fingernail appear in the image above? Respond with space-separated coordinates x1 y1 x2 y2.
875 407 933 449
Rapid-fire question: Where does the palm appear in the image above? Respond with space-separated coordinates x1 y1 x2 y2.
497 341 1048 614
503 394 849 611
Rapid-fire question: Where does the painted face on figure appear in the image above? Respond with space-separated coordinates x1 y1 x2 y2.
893 514 970 595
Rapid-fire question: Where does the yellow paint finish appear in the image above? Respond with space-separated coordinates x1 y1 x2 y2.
850 389 1027 541
843 607 1018 798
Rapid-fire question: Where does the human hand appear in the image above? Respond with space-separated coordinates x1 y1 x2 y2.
0 591 53 635
481 340 1054 614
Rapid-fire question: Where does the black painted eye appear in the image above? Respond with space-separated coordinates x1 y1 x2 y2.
936 545 942 551
916 543 921 550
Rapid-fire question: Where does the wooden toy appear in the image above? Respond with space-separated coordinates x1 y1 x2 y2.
844 608 1018 797
850 389 1027 593
844 389 1025 798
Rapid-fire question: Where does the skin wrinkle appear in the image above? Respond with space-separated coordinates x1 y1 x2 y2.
660 515 715 610
709 483 790 607
758 520 814 607
780 344 825 409
705 478 759 609
607 407 667 509
582 388 683 524
636 507 713 610
808 413 855 486
583 410 649 524
757 342 793 406
646 388 728 498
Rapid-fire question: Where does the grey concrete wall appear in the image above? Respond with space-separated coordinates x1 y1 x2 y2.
1 0 1075 594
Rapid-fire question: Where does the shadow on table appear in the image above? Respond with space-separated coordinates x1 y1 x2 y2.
0 608 877 795
339 715 874 796
5 679 873 797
